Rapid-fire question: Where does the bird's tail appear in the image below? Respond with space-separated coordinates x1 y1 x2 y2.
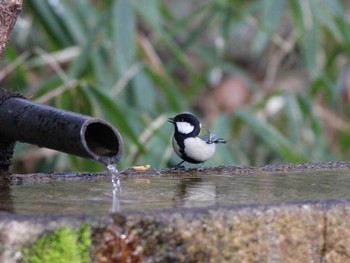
202 127 228 144
214 138 227 144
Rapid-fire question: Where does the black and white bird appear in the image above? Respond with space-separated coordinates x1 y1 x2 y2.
168 113 227 167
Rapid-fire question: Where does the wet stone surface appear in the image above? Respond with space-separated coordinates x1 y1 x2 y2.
2 162 350 262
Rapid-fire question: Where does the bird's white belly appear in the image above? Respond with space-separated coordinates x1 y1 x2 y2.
184 137 216 162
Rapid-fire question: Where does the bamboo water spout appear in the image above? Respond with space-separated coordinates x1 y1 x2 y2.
0 91 123 173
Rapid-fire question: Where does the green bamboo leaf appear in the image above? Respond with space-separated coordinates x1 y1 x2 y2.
253 0 286 54
163 4 213 51
67 11 110 78
55 1 91 45
27 0 72 47
334 17 350 56
31 76 65 101
90 45 114 87
284 94 302 144
145 67 188 112
136 0 162 31
159 33 195 75
112 0 136 74
132 70 158 113
290 0 321 78
321 0 344 15
297 96 330 161
316 0 343 42
236 109 306 162
82 85 143 151
289 0 304 32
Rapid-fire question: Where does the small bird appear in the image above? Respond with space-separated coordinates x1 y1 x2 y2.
168 113 227 167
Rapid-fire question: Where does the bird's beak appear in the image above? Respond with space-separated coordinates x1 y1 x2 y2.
168 118 175 124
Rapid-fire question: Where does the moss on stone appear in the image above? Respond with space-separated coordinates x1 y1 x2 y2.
22 223 91 263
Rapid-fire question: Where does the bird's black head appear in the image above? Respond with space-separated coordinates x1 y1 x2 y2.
168 113 201 137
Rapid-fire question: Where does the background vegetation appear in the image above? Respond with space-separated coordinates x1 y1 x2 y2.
2 0 350 172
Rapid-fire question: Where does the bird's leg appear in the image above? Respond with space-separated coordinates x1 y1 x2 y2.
174 160 185 169
197 162 205 171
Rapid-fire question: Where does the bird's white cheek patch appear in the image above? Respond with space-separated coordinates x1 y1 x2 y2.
176 122 194 134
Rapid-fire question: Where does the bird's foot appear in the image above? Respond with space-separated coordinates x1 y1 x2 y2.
173 164 186 169
172 160 186 169
197 163 205 171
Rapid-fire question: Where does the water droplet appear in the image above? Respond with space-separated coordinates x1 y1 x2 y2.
107 163 119 188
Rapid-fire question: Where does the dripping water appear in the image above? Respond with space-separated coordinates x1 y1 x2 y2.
107 163 121 213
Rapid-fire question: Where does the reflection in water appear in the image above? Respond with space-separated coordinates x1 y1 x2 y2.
0 183 14 213
174 178 216 207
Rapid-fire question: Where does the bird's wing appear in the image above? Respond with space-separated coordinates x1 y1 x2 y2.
199 132 227 144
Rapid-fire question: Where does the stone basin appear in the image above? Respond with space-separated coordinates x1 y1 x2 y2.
2 162 350 262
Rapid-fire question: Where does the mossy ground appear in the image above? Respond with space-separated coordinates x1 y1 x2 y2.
21 223 91 263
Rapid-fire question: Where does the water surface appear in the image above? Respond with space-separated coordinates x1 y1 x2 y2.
4 171 350 215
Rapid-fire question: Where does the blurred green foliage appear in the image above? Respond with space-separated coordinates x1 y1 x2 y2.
2 0 350 172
